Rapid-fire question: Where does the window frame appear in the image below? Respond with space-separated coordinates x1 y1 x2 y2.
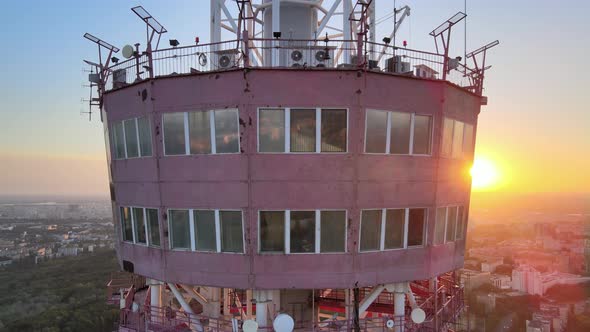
167 208 245 254
256 107 349 154
440 117 476 159
359 207 427 253
162 109 241 157
257 209 348 254
434 205 463 245
112 117 153 160
364 109 434 156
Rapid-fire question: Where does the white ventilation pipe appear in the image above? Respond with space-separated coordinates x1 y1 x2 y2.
358 284 386 317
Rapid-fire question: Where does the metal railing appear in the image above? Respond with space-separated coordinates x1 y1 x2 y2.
103 38 480 95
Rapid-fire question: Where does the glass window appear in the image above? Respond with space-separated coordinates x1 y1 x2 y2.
413 115 432 155
188 111 212 154
407 208 426 246
451 121 464 158
365 110 388 153
169 209 191 249
220 211 244 253
434 207 446 245
124 119 139 158
214 109 240 153
163 113 187 155
441 117 454 157
133 208 147 244
321 109 347 152
290 211 316 253
384 209 405 249
146 208 160 247
194 210 216 251
390 112 411 154
137 117 153 157
463 124 474 158
290 109 316 152
360 210 382 251
446 207 457 243
259 109 285 152
260 211 285 252
121 207 133 242
320 211 346 253
456 206 465 240
113 122 126 159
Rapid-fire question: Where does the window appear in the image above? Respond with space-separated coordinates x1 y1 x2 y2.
321 109 347 152
365 110 432 155
169 209 191 250
456 206 466 240
407 208 426 247
146 208 160 247
365 110 388 153
188 111 211 154
259 109 285 152
290 109 316 152
194 210 216 251
360 210 382 251
260 211 285 253
124 119 139 158
121 207 133 242
259 210 347 254
441 117 475 159
133 207 147 244
163 113 187 155
164 110 240 155
215 109 240 153
220 211 244 253
441 118 454 157
434 207 446 245
390 112 411 154
446 206 458 242
290 211 316 253
384 209 405 249
413 115 432 155
258 108 348 153
462 124 474 157
112 122 126 159
137 117 153 157
320 211 346 253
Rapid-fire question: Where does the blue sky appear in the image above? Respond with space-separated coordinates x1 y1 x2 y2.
0 0 588 195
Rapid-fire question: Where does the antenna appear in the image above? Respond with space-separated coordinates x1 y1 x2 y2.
466 40 499 95
429 12 466 80
131 6 167 79
82 33 119 121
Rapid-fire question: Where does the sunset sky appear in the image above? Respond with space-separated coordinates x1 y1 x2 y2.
0 0 588 197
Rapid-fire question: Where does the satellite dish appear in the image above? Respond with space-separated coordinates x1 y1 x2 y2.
242 319 258 332
386 320 395 329
122 45 135 59
273 314 294 332
411 308 426 324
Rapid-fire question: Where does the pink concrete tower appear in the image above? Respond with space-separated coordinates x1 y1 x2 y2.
84 1 498 331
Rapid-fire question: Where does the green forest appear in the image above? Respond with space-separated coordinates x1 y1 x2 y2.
0 250 120 332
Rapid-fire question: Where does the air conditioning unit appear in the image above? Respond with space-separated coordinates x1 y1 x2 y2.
112 69 127 89
311 46 334 68
214 49 239 70
290 49 305 67
386 56 411 74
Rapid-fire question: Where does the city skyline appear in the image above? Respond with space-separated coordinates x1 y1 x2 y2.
0 0 588 196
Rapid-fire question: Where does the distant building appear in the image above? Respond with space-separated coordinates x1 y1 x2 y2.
481 257 503 273
526 319 550 332
490 274 511 290
0 257 12 267
512 265 542 295
57 247 79 257
461 269 491 292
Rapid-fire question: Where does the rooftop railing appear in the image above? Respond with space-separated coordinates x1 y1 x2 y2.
104 38 481 95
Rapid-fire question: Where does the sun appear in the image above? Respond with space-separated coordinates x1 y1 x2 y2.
470 157 500 190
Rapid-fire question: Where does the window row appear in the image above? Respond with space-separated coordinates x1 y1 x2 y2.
258 108 348 153
121 207 161 247
259 210 347 254
168 209 244 253
365 110 433 155
163 109 240 156
360 208 427 252
112 117 153 159
433 206 466 245
441 118 474 158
